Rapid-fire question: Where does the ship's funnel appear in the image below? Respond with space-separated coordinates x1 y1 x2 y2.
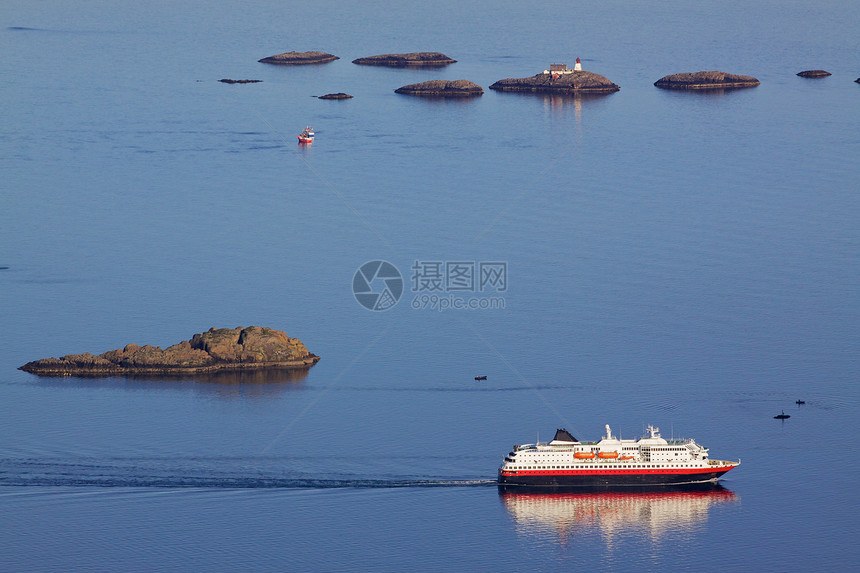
552 428 578 442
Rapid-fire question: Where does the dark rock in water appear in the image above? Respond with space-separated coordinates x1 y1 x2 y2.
352 52 456 67
318 93 354 99
490 70 619 94
395 79 483 96
220 79 262 84
19 326 320 377
258 51 339 65
797 70 831 78
654 71 759 90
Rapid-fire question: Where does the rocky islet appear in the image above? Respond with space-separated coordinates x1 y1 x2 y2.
352 52 456 67
395 79 483 96
490 69 620 94
19 326 320 377
258 50 339 65
796 70 831 78
654 71 760 89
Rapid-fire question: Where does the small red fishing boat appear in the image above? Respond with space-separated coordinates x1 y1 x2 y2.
297 126 314 144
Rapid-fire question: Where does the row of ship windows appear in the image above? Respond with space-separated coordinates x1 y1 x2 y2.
644 447 689 451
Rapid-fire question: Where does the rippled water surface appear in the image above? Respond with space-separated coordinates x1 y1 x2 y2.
2 1 858 571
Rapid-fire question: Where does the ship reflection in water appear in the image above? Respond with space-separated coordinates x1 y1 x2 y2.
499 484 738 544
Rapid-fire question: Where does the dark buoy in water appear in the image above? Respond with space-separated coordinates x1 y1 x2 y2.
774 410 790 419
796 400 805 405
474 375 487 381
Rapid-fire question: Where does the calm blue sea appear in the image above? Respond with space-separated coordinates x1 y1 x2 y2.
2 1 859 571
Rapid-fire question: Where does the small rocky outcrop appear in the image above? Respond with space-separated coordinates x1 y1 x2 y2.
797 70 831 78
395 79 483 96
318 93 353 99
258 51 339 65
489 71 619 94
220 79 262 84
19 326 320 377
654 71 759 89
352 52 456 67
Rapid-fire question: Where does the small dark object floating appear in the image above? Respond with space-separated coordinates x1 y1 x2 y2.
774 410 790 419
474 375 487 381
318 93 353 99
796 400 805 405
219 79 262 84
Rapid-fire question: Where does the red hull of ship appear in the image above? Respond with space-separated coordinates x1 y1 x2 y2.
498 464 736 487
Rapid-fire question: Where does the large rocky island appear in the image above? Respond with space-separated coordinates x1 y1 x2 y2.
19 326 320 377
258 51 339 65
395 80 483 96
352 52 456 67
490 64 619 94
654 71 760 89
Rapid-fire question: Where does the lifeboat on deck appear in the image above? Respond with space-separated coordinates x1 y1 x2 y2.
574 451 595 459
619 455 634 460
598 451 619 459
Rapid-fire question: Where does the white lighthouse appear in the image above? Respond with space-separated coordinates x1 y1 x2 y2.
574 57 582 71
